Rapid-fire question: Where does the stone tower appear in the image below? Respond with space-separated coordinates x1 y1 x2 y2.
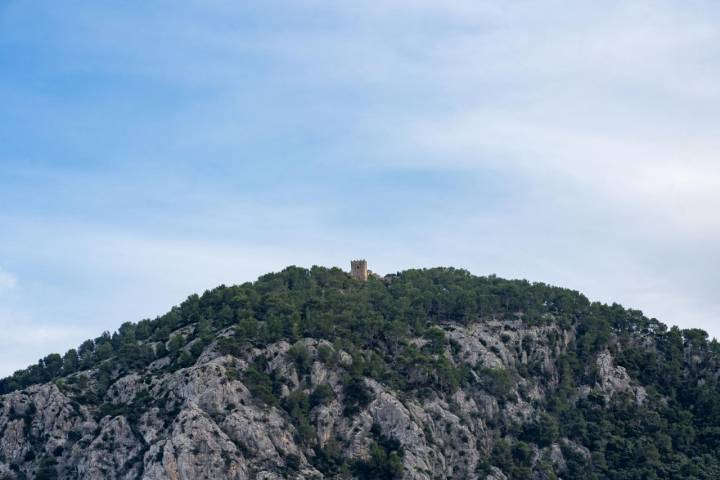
350 259 368 281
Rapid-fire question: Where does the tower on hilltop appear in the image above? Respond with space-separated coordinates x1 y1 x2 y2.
350 259 368 281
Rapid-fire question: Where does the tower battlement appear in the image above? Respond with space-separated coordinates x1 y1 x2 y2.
350 259 368 281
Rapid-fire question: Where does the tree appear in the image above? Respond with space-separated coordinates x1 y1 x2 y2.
35 454 58 479
62 349 79 375
94 342 113 361
423 327 446 354
42 354 63 379
77 339 95 368
168 334 184 356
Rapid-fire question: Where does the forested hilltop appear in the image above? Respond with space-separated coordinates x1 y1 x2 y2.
1 266 719 480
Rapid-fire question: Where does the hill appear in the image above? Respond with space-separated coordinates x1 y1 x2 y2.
1 266 719 479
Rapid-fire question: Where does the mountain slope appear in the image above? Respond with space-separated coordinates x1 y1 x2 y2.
1 266 719 479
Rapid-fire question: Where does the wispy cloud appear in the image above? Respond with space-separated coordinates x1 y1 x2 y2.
0 267 17 291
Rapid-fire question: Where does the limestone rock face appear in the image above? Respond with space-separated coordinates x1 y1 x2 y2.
76 416 143 480
595 350 647 404
0 320 649 479
486 466 509 480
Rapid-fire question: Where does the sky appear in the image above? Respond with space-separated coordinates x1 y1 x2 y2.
1 0 719 377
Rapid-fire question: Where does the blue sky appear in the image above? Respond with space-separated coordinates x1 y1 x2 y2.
1 0 719 376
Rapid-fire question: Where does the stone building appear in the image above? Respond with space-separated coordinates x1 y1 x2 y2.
350 259 368 281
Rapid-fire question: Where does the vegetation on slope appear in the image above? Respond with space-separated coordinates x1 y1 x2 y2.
2 266 720 479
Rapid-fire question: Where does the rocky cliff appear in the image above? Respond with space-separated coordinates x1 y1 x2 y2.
1 267 719 479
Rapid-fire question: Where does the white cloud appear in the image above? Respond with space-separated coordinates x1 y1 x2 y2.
403 112 720 233
0 267 17 291
0 303 95 376
323 1 720 241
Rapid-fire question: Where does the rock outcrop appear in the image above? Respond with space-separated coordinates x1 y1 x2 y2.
0 319 644 480
1 267 717 479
